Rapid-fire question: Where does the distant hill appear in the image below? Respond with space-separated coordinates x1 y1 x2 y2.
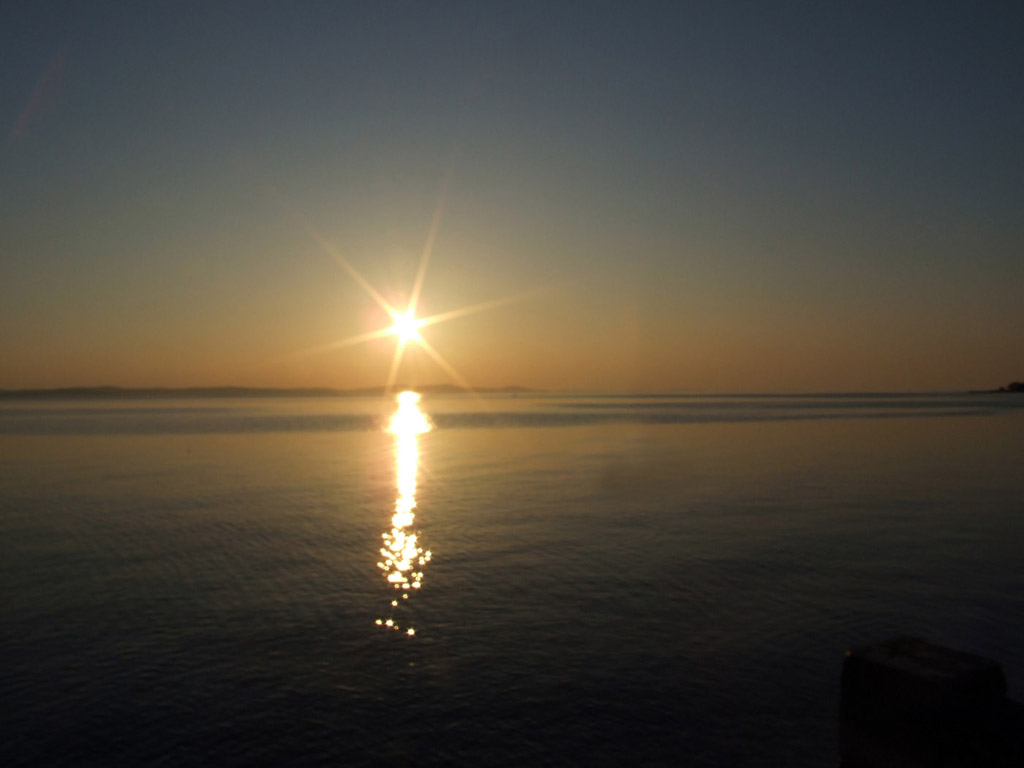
0 384 537 400
969 381 1024 394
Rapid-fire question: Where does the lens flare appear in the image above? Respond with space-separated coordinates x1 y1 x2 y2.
286 180 544 394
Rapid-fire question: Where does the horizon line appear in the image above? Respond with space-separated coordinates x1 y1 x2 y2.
0 383 1008 400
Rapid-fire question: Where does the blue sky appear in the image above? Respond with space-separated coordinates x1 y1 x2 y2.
2 2 1021 391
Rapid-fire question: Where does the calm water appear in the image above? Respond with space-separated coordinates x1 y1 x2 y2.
2 393 1023 766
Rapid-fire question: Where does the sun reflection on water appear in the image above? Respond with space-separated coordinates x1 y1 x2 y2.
375 391 432 636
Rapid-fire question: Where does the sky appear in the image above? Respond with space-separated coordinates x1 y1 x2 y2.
1 1 1021 393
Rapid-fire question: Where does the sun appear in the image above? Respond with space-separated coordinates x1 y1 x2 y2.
389 309 423 344
285 179 543 392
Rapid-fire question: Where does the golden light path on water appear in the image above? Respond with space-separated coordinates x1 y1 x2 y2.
375 391 432 636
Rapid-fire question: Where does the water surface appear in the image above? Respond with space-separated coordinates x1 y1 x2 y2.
2 393 1022 766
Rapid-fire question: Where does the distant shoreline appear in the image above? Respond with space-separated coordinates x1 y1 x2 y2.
0 384 537 400
968 381 1024 395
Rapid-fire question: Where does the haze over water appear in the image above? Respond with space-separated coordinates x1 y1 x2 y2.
3 392 1022 766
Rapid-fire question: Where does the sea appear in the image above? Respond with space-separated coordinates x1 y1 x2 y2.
2 392 1022 766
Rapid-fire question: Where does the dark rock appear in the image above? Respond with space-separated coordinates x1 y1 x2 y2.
840 637 1023 767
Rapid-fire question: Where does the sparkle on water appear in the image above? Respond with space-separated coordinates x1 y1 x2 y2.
377 391 432 635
